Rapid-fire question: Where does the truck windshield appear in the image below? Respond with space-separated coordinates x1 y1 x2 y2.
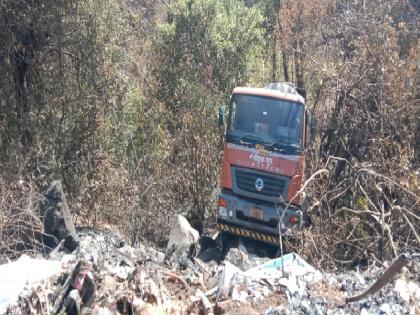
227 94 304 151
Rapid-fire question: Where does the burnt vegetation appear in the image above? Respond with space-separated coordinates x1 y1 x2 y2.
0 0 418 267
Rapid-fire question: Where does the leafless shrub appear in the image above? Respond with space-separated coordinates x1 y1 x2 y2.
290 156 419 270
280 0 420 268
0 178 46 263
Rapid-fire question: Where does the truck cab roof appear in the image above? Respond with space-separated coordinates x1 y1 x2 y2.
232 83 305 105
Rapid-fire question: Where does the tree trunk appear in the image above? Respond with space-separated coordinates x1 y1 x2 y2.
282 52 289 82
13 42 32 148
294 40 305 90
271 34 277 82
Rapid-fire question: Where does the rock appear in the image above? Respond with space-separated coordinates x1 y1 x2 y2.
225 248 242 267
166 215 199 250
165 244 194 270
199 247 223 263
164 215 199 270
64 234 79 252
41 180 79 252
225 248 252 271
130 244 165 264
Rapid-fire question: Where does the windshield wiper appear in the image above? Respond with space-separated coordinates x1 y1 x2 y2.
268 139 302 153
231 133 266 145
274 138 294 145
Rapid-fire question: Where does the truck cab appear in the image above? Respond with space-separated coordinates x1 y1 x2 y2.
217 82 310 245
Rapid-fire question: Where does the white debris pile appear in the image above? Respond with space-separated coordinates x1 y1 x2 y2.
215 253 322 302
2 218 419 315
0 255 62 314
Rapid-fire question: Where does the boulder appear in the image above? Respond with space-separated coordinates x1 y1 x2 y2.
166 215 199 250
41 180 78 252
164 215 199 270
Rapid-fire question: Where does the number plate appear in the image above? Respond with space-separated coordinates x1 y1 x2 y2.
250 207 263 220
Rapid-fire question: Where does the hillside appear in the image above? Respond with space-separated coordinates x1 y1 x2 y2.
0 0 419 314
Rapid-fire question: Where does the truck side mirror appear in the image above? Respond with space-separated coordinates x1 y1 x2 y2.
296 87 307 100
218 106 225 126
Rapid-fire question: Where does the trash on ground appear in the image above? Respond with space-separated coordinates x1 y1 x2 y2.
2 222 419 315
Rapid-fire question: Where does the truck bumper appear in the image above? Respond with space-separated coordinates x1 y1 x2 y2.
217 189 303 245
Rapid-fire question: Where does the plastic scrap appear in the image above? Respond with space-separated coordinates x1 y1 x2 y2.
245 253 322 281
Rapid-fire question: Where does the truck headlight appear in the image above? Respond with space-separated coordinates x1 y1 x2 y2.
219 206 228 217
218 198 228 217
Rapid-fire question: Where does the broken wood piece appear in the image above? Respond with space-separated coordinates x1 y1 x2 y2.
204 286 218 297
192 256 211 275
162 270 189 289
346 254 409 303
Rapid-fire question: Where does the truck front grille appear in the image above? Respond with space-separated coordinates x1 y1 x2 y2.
233 167 289 202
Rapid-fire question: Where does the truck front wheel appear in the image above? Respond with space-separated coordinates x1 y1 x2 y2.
217 230 239 256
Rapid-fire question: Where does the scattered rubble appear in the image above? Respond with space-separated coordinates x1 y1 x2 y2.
2 217 419 315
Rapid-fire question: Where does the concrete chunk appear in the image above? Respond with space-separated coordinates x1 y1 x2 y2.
166 215 199 250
